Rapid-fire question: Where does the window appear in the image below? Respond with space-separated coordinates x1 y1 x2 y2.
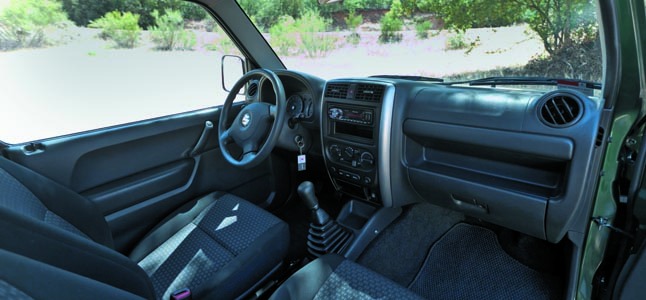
0 0 244 143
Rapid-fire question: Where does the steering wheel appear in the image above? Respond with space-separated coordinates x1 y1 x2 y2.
218 69 286 169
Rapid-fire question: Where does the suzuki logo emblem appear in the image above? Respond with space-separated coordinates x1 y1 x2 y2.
241 113 251 127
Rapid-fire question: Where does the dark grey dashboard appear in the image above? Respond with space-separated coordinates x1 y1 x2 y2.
249 70 603 243
319 77 604 243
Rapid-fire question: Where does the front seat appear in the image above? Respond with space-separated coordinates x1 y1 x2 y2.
270 254 424 300
0 157 289 299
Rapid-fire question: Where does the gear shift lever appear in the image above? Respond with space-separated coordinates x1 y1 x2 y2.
297 181 330 225
297 181 352 257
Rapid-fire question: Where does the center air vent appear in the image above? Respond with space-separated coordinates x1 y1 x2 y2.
538 92 583 127
355 84 385 102
325 83 349 99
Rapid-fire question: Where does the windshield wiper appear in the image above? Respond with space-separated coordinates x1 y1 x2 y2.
447 76 601 90
370 75 444 82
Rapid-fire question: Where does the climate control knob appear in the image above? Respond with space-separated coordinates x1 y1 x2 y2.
329 144 341 158
360 152 374 167
344 147 355 159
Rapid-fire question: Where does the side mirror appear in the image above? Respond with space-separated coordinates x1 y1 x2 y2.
221 55 245 93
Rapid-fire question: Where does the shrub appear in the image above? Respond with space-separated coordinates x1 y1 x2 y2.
149 9 196 51
269 15 297 56
379 0 403 43
415 19 432 39
206 36 239 55
89 11 141 48
61 0 207 28
0 0 69 50
446 31 468 50
345 11 362 46
296 10 336 58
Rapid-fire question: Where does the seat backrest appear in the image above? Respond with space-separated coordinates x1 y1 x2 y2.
0 157 155 299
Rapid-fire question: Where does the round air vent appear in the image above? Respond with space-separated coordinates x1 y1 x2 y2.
538 92 583 127
247 82 258 97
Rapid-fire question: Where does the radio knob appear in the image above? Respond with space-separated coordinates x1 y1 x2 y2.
328 108 343 119
360 152 374 167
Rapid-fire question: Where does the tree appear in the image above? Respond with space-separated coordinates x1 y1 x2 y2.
520 0 597 55
418 0 597 55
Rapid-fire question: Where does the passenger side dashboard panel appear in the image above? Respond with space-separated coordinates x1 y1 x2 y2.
384 83 603 242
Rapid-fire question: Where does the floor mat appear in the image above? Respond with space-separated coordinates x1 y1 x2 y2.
357 202 463 286
409 223 557 299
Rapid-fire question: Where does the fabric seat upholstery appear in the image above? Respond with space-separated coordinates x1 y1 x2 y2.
270 254 424 300
0 249 145 300
0 157 289 299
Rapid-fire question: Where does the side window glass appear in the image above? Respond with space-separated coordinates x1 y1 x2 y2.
0 0 244 144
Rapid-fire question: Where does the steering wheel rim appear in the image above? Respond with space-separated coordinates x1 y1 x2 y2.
218 69 286 169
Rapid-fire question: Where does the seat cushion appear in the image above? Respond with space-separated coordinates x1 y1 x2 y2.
0 249 145 300
131 192 289 300
270 254 424 300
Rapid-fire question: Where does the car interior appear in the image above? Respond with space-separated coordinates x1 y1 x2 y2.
1 0 646 299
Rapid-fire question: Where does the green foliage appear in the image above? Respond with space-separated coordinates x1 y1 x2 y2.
379 0 404 43
345 11 363 30
206 36 239 55
89 11 141 48
446 31 468 50
60 0 116 27
61 0 206 28
0 0 69 50
345 11 363 45
296 10 336 58
417 0 523 29
239 0 304 29
149 9 196 51
269 16 297 56
418 0 598 55
343 0 366 12
521 0 597 55
415 19 432 39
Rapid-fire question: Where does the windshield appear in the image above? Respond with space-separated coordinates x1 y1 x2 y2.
237 0 602 83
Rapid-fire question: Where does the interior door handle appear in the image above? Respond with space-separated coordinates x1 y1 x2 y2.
189 120 214 157
22 142 46 155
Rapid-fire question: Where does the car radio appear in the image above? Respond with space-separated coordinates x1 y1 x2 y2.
328 106 373 125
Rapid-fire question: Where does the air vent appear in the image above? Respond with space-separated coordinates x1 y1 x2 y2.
539 93 583 127
247 82 258 97
595 127 605 147
325 83 349 99
355 84 385 102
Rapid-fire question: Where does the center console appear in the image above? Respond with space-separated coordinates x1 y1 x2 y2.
321 80 394 206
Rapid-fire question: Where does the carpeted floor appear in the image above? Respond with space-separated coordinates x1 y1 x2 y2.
409 223 559 299
357 202 464 286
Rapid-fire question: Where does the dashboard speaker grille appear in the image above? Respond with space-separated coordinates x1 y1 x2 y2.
355 84 385 102
539 94 582 127
325 83 349 99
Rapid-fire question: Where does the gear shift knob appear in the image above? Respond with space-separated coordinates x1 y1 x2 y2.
298 181 319 211
297 181 329 225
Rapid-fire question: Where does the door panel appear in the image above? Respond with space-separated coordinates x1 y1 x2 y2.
3 104 280 253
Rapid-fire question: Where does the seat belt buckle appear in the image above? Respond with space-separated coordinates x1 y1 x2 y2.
170 288 192 300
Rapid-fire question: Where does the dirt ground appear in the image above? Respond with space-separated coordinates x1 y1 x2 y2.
0 24 544 143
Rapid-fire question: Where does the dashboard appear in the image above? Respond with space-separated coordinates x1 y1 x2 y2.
251 70 604 244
